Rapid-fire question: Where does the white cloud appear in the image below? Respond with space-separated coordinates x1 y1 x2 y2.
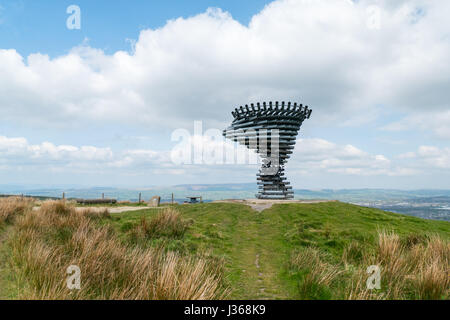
417 146 450 169
1 135 430 178
0 0 448 134
396 145 450 169
290 138 412 176
382 110 450 139
0 136 113 167
1 0 449 186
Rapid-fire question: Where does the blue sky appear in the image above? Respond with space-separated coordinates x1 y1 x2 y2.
0 0 449 189
0 0 270 57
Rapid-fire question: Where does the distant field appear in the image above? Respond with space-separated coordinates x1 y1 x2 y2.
0 199 449 300
0 194 59 200
2 186 449 221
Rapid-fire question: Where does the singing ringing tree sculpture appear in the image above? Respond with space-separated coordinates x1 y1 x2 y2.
223 101 312 200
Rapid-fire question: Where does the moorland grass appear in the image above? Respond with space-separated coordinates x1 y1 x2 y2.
104 202 449 299
2 199 227 299
0 197 33 226
0 199 448 300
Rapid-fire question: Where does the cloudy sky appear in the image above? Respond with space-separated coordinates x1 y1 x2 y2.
0 0 449 189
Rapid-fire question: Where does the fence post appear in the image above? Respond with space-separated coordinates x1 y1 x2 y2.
139 193 142 203
172 193 174 205
62 192 65 200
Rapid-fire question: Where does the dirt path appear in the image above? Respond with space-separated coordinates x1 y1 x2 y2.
226 205 295 299
227 217 275 299
87 207 163 214
218 199 334 299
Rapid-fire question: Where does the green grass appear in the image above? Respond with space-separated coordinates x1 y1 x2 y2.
0 200 448 299
103 202 449 299
0 225 22 299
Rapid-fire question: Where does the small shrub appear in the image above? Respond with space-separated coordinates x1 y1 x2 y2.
120 222 134 233
298 273 333 300
323 225 331 239
135 208 191 239
0 197 33 225
40 200 72 216
290 247 343 299
342 241 365 264
402 233 429 249
290 247 322 271
82 208 111 219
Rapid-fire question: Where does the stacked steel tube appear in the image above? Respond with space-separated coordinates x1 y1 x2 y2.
223 101 312 200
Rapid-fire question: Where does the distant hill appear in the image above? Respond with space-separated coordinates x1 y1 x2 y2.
0 184 449 220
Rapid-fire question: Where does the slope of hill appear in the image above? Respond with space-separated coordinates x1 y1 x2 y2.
0 200 448 299
142 201 448 299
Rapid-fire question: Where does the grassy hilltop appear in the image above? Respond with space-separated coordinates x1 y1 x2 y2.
0 198 448 300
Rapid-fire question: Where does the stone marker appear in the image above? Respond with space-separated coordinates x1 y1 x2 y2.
149 196 161 207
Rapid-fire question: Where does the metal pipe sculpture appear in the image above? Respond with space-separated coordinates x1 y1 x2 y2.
223 101 312 200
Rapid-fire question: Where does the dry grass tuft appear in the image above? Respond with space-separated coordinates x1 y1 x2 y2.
0 197 33 225
40 200 72 216
342 241 366 265
290 247 343 299
290 231 449 300
345 231 449 300
377 231 402 264
8 200 227 300
133 208 191 240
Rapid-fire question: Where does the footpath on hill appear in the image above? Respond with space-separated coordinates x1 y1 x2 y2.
224 209 293 299
205 201 313 299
